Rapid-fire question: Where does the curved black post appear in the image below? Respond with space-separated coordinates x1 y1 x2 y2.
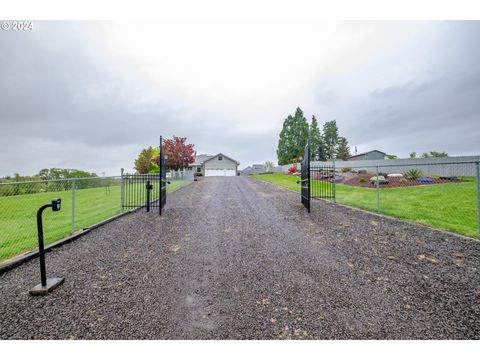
30 199 63 295
36 203 52 287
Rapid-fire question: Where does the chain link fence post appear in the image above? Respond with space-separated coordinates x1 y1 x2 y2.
120 168 124 212
476 161 480 239
376 165 380 212
71 179 75 235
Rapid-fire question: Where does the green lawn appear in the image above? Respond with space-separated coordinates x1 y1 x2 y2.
0 179 191 262
252 173 479 238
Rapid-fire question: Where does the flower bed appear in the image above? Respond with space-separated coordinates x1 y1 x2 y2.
342 173 462 188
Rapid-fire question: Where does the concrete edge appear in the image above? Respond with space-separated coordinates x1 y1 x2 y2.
249 175 479 242
0 180 194 275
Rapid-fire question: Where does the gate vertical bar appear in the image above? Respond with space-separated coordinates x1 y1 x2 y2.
376 165 380 212
71 179 75 235
120 168 124 212
476 161 480 239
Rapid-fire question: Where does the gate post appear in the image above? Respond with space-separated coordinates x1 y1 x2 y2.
307 149 311 213
159 136 163 216
120 168 124 212
71 179 75 235
376 165 380 212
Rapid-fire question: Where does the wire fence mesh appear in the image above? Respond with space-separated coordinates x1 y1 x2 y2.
0 173 192 264
329 160 480 239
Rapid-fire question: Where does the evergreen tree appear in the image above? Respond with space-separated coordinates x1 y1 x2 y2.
309 116 326 161
336 137 351 160
277 107 309 165
323 120 339 159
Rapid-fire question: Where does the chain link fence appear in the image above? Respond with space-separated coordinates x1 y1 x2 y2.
0 173 192 264
330 160 480 239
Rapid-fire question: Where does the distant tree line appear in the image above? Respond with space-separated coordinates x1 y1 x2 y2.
276 107 352 165
409 151 449 159
0 168 112 197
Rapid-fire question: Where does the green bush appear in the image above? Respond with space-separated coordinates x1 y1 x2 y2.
341 167 352 173
400 178 408 183
404 169 423 180
359 177 367 183
195 172 203 177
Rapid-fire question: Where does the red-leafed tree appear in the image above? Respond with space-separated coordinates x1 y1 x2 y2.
157 136 195 171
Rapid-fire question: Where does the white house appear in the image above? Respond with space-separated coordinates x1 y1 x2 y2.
188 153 240 177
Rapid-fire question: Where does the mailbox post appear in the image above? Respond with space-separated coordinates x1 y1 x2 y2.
30 199 65 296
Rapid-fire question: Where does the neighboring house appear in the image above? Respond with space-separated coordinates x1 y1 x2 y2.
188 153 240 177
347 150 387 161
240 164 265 175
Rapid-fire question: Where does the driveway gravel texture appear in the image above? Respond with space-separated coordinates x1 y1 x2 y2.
1 176 479 339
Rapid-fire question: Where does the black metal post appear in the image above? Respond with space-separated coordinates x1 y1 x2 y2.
30 199 63 295
146 180 152 212
159 135 163 216
36 204 50 287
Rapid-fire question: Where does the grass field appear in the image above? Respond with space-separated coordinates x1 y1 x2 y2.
252 173 478 238
0 180 191 262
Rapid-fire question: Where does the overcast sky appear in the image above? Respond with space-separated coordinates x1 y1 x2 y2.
0 21 479 176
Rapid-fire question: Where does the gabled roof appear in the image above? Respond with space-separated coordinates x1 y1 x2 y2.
204 153 240 165
190 153 240 166
348 150 386 159
191 154 213 165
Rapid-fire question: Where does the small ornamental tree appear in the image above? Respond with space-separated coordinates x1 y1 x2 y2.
287 164 298 175
157 136 195 171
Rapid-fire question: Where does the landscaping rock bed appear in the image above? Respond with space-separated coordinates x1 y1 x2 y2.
342 173 463 188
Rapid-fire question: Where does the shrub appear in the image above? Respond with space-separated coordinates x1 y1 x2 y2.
359 177 367 183
400 178 408 183
341 167 352 173
404 169 423 180
287 164 298 175
195 172 203 177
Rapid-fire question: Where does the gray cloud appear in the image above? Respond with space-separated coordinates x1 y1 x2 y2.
0 21 479 176
312 22 480 158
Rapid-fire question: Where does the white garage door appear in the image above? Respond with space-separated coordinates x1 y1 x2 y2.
205 169 236 177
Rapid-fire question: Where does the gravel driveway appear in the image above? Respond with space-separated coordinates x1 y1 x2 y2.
1 176 479 339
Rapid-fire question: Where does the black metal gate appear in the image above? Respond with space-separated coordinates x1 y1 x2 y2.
300 141 310 212
300 139 336 212
159 135 167 215
121 136 168 215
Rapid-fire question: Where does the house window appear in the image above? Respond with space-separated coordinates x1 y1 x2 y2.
197 167 201 173
218 155 223 161
187 166 192 171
